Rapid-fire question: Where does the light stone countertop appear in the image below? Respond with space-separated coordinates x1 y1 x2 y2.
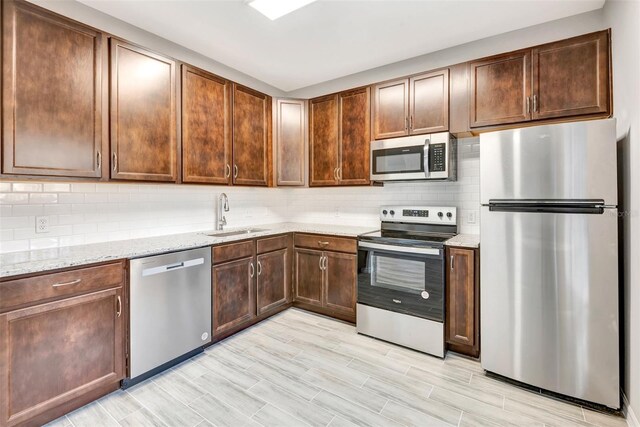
444 233 480 249
0 222 378 278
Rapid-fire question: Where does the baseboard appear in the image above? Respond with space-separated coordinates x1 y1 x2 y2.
623 392 640 427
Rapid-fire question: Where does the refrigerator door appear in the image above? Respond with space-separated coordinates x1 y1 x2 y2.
480 206 620 408
480 119 617 206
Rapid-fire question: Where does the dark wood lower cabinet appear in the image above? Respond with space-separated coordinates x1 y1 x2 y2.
0 262 126 427
212 256 255 336
293 235 358 323
257 248 289 316
445 246 480 357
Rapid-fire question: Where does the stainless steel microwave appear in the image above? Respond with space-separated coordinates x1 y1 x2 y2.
370 133 456 182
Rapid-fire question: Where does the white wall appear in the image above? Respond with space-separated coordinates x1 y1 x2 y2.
0 138 479 254
603 0 640 424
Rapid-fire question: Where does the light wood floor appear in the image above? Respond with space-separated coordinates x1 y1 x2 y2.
45 309 628 427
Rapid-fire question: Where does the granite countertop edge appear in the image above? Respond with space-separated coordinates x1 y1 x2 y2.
0 222 378 278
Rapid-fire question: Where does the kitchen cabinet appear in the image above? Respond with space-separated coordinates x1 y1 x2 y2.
256 234 291 316
445 247 480 357
2 0 106 179
110 38 177 182
469 30 610 129
469 50 531 128
275 99 306 186
181 65 231 184
0 262 126 427
232 84 272 186
309 88 370 187
532 31 610 120
293 233 357 322
372 70 449 140
212 241 256 336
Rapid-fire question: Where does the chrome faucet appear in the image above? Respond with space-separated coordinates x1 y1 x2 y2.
217 193 230 230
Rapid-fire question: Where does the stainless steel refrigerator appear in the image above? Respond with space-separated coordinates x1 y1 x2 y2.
480 118 619 409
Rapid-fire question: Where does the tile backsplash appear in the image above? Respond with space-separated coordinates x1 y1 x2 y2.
0 138 479 253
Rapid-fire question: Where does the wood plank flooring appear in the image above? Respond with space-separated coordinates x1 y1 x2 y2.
45 309 628 427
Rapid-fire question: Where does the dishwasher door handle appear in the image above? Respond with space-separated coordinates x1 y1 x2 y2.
142 257 205 277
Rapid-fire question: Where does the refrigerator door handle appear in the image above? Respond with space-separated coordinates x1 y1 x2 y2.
488 205 605 214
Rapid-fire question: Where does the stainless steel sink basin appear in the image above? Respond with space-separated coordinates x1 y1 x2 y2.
204 228 268 237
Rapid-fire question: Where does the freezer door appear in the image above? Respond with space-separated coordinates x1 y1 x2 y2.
480 119 617 205
480 206 619 408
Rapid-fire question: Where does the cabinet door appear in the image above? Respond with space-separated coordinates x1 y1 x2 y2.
275 99 306 186
213 257 256 335
324 251 357 318
110 39 177 182
446 247 478 356
182 65 231 184
2 0 104 178
0 288 124 427
469 51 531 128
232 84 271 186
309 94 339 186
532 31 610 120
339 88 370 186
294 248 324 306
257 248 289 315
410 69 449 134
372 78 409 139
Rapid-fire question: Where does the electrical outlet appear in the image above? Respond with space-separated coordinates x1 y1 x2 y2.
35 216 50 233
467 211 477 224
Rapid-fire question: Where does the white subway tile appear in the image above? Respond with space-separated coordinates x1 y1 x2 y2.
0 193 29 204
13 183 42 192
12 205 44 216
0 239 29 252
43 183 71 192
29 193 58 204
29 237 59 250
58 193 85 204
0 182 12 192
44 204 72 215
71 183 96 192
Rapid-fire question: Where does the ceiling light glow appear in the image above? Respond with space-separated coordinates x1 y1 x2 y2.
248 0 317 20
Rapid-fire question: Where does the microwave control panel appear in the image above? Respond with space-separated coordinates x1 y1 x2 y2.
429 143 447 172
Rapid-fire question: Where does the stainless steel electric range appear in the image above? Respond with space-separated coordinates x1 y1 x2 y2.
356 205 457 357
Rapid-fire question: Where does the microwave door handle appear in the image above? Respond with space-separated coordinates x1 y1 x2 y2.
424 139 430 178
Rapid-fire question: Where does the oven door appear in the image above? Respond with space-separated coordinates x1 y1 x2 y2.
357 241 444 322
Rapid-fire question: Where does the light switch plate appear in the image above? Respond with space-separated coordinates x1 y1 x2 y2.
36 216 50 233
468 211 477 224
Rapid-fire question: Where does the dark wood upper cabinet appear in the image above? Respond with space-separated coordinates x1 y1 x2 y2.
324 251 356 318
181 65 231 184
256 248 289 315
532 30 610 120
469 50 531 128
410 69 449 134
212 256 256 336
275 99 305 186
446 247 479 358
232 84 271 186
338 88 371 185
2 0 105 178
372 78 409 139
294 248 324 306
110 39 177 182
309 94 340 186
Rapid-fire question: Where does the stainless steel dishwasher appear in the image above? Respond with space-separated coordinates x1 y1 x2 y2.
126 247 212 387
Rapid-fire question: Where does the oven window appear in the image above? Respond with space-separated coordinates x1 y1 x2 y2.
372 146 424 174
373 254 425 292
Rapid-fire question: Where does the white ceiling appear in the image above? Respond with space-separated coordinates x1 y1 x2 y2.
77 0 605 92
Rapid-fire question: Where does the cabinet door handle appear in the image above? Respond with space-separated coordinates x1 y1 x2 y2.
318 241 330 246
257 261 262 276
526 96 530 115
250 261 255 278
225 164 231 178
405 117 409 131
112 152 118 172
533 95 538 113
52 278 81 288
450 255 454 271
409 115 413 130
337 167 342 181
234 164 239 179
96 151 102 169
318 256 323 270
116 296 122 317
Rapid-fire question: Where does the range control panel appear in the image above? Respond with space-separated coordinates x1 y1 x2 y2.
380 206 457 225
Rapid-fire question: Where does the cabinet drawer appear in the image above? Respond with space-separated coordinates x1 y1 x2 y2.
294 233 357 254
257 234 290 254
0 262 125 313
213 240 254 264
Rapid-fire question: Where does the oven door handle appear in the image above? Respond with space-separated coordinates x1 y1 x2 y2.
358 241 440 256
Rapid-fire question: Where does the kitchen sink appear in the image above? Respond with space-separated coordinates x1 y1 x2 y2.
204 228 268 237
